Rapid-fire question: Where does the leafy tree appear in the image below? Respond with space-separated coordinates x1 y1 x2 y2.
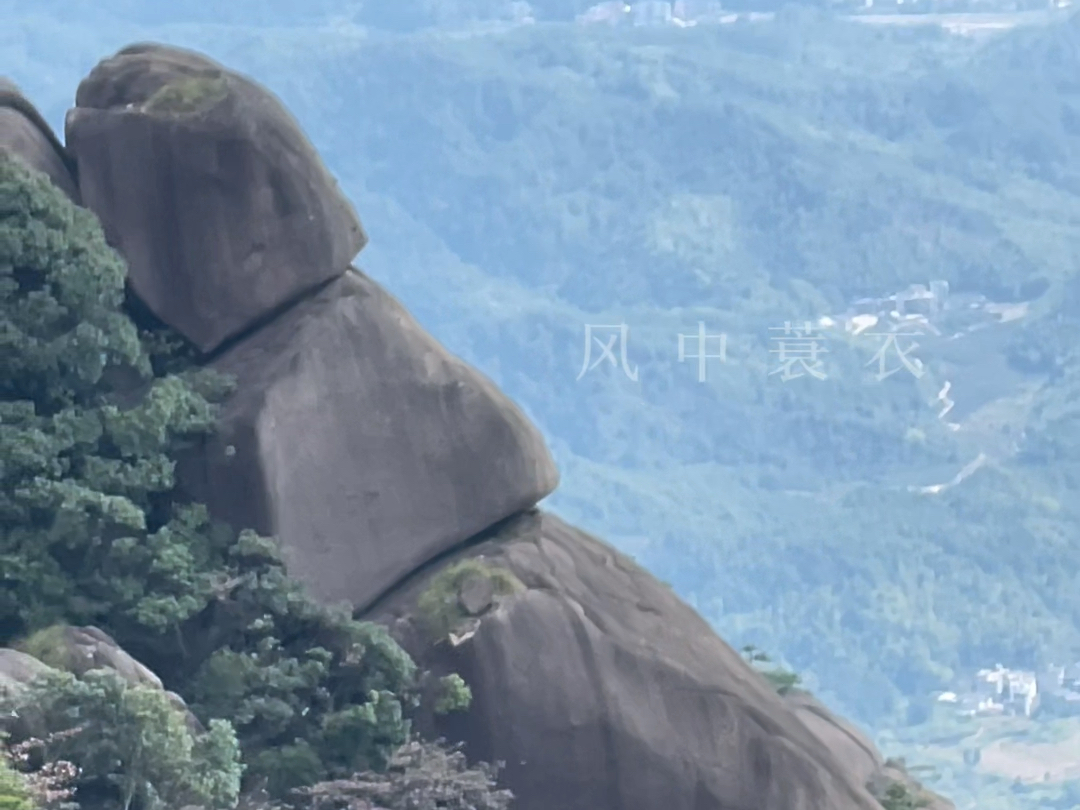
4 669 242 810
0 152 226 643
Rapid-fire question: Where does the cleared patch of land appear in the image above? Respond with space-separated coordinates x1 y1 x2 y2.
977 729 1080 783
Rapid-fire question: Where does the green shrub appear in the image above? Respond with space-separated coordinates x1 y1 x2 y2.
878 781 930 810
416 560 523 642
13 626 81 675
182 534 419 792
433 674 472 716
740 645 802 696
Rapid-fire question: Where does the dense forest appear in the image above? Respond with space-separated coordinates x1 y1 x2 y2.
5 3 1080 807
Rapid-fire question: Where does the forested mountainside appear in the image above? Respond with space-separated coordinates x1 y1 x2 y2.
4 4 1080 807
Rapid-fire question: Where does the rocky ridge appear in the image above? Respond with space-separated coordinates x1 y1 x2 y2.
0 42 952 810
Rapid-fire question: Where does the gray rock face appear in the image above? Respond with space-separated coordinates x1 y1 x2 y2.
368 511 885 810
0 649 52 738
179 269 559 611
0 648 51 700
783 690 883 790
0 78 79 201
64 43 365 353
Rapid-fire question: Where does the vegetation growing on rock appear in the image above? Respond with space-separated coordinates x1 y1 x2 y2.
415 559 523 642
14 627 108 679
432 673 471 715
142 74 229 116
741 645 802 696
878 781 931 810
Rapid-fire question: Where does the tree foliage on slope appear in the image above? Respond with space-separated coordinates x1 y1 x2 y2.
294 740 513 810
8 669 242 810
0 155 472 801
0 151 221 641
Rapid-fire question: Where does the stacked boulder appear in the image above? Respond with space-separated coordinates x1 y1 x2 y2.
64 44 560 612
0 79 78 201
1 43 953 810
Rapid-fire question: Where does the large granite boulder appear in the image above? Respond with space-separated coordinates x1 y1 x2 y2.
179 269 559 611
64 43 366 353
0 79 79 201
367 510 885 810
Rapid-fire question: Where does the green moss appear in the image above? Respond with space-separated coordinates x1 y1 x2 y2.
143 73 229 117
14 625 76 674
416 559 523 642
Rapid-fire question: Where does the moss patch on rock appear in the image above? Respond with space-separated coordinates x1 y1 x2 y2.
13 625 75 673
416 559 523 643
143 73 228 117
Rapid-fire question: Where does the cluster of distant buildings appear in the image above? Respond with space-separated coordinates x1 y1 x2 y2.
819 279 1027 342
573 0 1071 29
576 1 763 26
936 663 1080 719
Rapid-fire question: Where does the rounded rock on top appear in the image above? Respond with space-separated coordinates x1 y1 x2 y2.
65 43 367 354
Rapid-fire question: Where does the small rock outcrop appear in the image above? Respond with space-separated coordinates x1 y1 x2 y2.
179 269 560 611
369 511 884 810
0 78 78 201
0 648 51 701
1 626 201 733
18 624 164 689
64 43 366 353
